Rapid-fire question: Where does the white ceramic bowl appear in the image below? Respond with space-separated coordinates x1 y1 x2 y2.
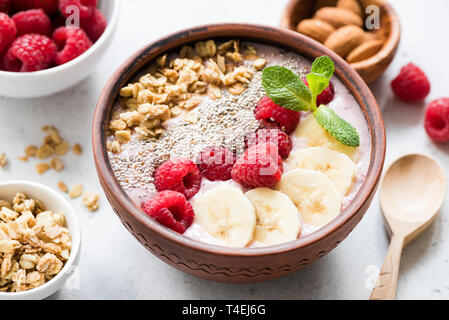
0 181 81 300
0 0 120 98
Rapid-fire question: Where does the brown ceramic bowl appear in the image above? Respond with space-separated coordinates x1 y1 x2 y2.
93 23 386 283
281 0 401 83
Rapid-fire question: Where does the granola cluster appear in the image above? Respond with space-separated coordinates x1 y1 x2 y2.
108 40 267 153
0 154 7 169
59 184 100 212
19 126 82 175
0 193 71 293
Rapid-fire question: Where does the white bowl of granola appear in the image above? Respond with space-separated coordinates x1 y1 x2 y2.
0 181 80 300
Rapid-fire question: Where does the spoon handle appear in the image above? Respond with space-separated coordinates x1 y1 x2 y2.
369 235 404 300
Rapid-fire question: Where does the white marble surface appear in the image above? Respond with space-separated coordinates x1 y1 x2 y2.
0 0 448 300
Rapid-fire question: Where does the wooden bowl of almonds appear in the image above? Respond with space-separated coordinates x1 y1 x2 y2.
281 0 401 83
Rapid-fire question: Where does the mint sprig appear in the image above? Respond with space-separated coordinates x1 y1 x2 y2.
262 56 360 147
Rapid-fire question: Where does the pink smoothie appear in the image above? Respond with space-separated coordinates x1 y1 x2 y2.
108 42 371 248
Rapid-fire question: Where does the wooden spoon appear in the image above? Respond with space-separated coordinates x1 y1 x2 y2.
370 154 446 300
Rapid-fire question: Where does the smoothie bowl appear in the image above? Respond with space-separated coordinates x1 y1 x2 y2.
93 24 385 283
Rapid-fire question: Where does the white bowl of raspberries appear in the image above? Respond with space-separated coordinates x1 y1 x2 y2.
0 0 119 98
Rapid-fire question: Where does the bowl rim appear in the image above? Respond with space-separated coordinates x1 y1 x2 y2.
0 0 120 78
93 23 386 258
0 180 81 298
280 0 401 72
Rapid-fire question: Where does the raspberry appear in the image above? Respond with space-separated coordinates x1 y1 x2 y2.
198 146 235 181
246 129 293 159
0 0 10 13
154 158 202 200
58 0 97 19
3 34 56 72
80 8 106 42
0 13 16 54
12 0 58 15
303 79 335 106
231 142 283 189
142 191 194 234
424 98 449 143
12 9 52 36
254 96 301 134
391 63 431 102
52 26 92 65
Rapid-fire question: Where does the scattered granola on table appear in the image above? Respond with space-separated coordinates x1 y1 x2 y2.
25 146 37 158
35 163 50 175
72 144 82 155
68 185 83 199
57 182 68 193
0 154 7 168
50 157 64 172
81 192 100 212
0 193 71 293
18 126 82 174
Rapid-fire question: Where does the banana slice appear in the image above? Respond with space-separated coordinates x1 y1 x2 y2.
276 169 342 228
193 186 256 248
245 188 301 246
294 114 359 161
286 147 356 196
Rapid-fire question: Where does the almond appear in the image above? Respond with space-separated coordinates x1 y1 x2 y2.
315 7 363 29
361 31 380 43
297 19 336 43
337 0 363 18
347 40 384 63
324 25 365 58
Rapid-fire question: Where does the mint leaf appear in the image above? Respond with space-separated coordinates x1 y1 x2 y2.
307 73 329 99
262 66 312 112
308 57 334 111
311 56 334 79
313 105 360 147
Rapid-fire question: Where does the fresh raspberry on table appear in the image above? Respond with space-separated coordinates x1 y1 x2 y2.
80 8 106 42
246 128 293 159
424 98 449 143
12 9 52 36
391 63 431 102
198 146 235 181
231 142 284 189
52 26 92 65
3 34 56 71
303 78 335 106
0 12 16 54
58 0 97 19
254 96 301 134
142 190 194 234
154 158 202 200
12 0 58 15
0 0 10 13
